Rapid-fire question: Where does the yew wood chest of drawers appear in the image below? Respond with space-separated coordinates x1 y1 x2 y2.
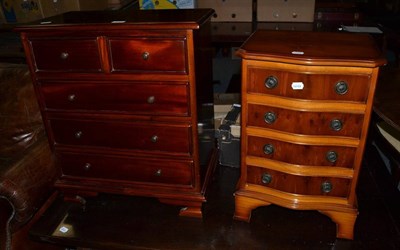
235 30 386 239
16 9 216 218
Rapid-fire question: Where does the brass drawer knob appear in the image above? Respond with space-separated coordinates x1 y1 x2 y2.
263 144 274 155
261 173 272 184
147 96 155 104
265 76 278 89
151 135 158 143
84 163 91 171
155 169 162 176
335 81 349 95
326 150 338 163
264 111 276 124
75 131 83 139
321 181 333 193
330 119 343 131
60 52 69 60
142 51 150 60
68 94 76 102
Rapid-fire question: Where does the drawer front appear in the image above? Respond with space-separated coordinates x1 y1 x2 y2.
247 166 351 197
247 67 370 102
41 81 189 116
30 39 102 72
109 38 187 73
247 136 356 167
248 104 364 137
57 152 193 186
50 119 191 154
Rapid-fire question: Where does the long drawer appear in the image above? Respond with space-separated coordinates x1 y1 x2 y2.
50 119 192 155
247 104 364 137
57 152 193 186
40 81 189 115
247 136 357 167
247 166 351 198
247 67 371 102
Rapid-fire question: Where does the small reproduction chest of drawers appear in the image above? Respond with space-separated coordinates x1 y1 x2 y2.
16 9 216 218
235 30 386 239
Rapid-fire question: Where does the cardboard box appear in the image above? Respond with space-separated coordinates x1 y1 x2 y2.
139 0 196 9
197 0 252 22
257 0 315 22
0 0 43 23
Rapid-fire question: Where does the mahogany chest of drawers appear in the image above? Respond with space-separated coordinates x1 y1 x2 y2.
16 9 216 218
234 30 386 239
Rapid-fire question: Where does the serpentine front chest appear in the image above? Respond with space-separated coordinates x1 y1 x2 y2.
234 30 386 239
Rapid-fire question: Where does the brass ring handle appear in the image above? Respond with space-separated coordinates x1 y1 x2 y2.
60 52 69 60
265 76 278 89
330 119 343 131
263 144 274 155
264 112 276 124
326 150 338 163
261 173 272 184
335 81 349 95
321 181 333 193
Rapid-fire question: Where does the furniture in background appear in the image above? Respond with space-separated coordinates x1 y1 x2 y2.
0 0 138 24
234 30 386 239
0 63 60 250
16 8 217 218
369 66 400 191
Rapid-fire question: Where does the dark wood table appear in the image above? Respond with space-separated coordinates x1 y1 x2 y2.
374 66 400 132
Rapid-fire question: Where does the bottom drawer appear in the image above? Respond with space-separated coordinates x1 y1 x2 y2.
247 166 351 197
57 152 193 186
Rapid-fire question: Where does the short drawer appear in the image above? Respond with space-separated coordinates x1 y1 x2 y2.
40 81 189 116
108 37 187 73
50 119 191 155
247 136 357 167
248 104 364 138
57 152 193 186
247 67 370 102
30 38 102 72
247 166 351 197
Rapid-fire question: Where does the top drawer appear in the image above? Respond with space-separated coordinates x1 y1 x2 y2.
108 37 187 73
247 67 371 102
30 38 102 72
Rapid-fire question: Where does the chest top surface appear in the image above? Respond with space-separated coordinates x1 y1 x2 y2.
237 30 387 67
15 8 214 31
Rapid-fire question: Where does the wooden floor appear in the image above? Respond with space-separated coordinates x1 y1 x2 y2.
26 141 400 250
